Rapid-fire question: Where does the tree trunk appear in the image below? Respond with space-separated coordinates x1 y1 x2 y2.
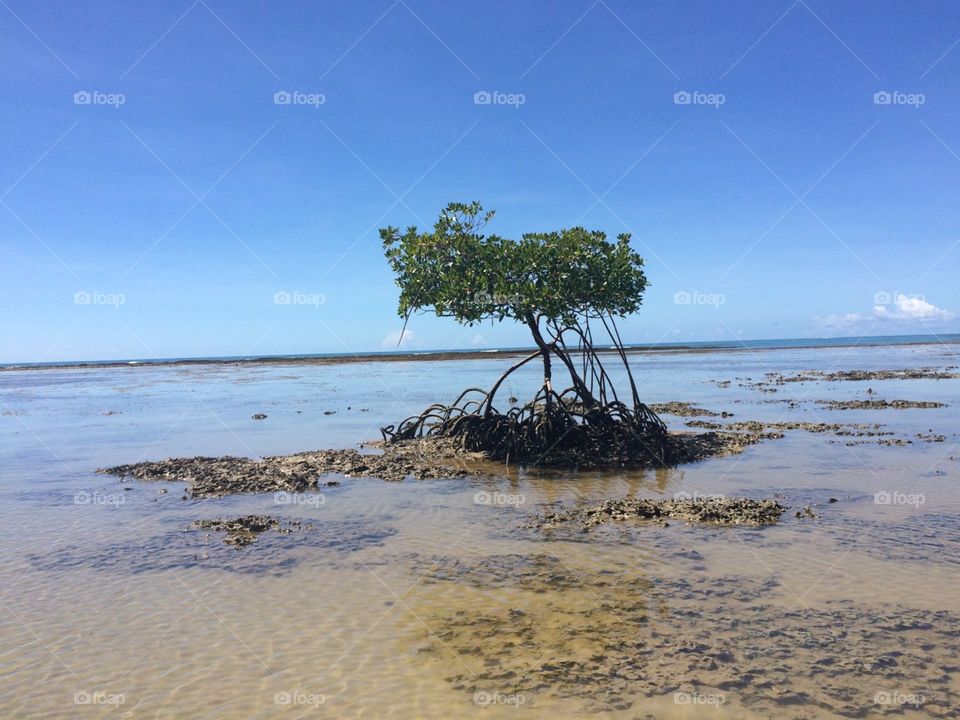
526 316 554 406
551 342 597 409
526 316 601 409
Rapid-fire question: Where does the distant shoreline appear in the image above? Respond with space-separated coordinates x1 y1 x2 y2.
3 334 958 372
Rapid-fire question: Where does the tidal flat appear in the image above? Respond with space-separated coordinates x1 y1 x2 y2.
1 341 959 718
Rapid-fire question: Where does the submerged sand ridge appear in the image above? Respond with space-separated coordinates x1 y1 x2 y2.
414 557 960 718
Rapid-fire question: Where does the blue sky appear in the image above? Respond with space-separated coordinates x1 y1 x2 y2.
2 0 959 363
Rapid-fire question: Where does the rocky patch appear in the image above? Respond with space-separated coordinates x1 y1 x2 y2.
98 439 479 496
525 497 787 531
649 401 721 417
817 399 947 410
193 515 300 547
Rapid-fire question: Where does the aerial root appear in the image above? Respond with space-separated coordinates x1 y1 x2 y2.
381 386 677 468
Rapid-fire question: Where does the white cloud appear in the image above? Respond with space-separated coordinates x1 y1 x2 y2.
873 294 954 321
470 334 487 347
814 312 867 331
815 294 954 334
382 329 415 348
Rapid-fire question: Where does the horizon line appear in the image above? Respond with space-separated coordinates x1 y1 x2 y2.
3 332 959 371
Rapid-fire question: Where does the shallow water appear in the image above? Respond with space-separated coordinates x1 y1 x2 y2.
1 342 959 718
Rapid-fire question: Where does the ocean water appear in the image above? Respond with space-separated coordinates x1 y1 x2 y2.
5 333 958 370
1 341 959 718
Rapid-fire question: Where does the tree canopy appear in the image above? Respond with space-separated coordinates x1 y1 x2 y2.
380 202 649 329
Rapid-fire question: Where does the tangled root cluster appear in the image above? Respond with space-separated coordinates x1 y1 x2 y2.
381 386 676 468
